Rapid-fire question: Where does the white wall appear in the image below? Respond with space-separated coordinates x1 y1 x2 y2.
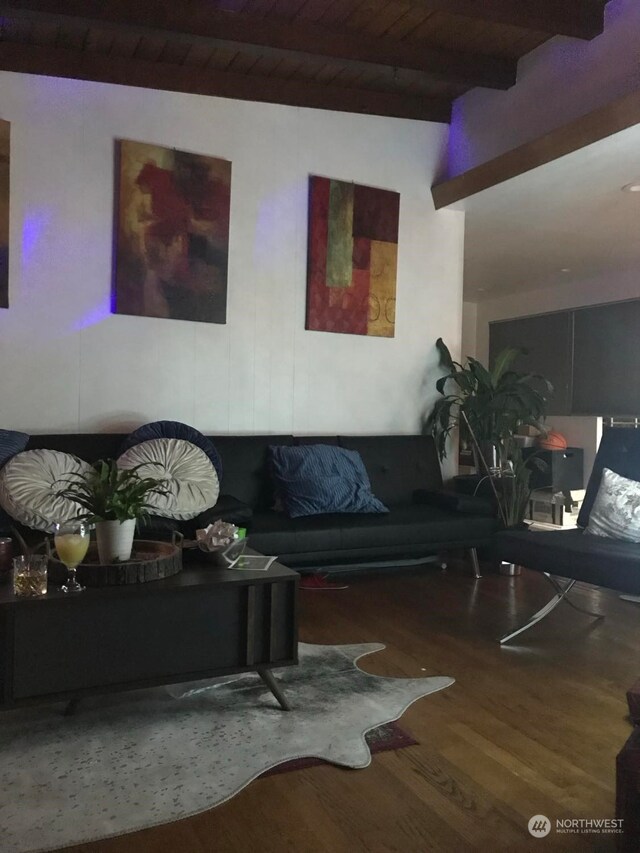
0 72 463 467
447 0 640 177
461 301 477 361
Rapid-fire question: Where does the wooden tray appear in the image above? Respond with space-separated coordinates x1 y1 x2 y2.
48 540 183 587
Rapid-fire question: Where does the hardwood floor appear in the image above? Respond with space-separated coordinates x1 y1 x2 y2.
73 562 638 853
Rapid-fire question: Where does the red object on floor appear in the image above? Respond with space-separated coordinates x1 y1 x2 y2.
299 574 348 591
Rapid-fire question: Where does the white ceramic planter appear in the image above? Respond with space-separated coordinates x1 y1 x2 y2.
95 518 136 563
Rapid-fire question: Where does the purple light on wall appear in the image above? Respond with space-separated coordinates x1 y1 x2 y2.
21 208 51 267
73 294 111 330
446 101 473 179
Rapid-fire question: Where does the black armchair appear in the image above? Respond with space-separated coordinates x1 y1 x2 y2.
495 427 640 643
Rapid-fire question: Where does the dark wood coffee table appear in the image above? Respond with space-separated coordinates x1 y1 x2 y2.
0 550 298 713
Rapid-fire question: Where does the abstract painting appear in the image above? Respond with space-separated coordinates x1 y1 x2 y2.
0 120 9 309
114 140 231 324
306 176 399 337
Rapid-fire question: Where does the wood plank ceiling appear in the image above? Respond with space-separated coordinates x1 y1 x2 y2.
0 1 609 122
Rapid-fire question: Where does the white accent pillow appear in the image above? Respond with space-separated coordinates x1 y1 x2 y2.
118 438 219 521
586 467 640 542
0 449 93 532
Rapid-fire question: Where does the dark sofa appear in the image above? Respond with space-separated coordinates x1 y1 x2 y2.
8 432 497 573
495 426 640 642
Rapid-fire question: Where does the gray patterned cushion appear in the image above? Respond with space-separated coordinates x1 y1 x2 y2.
118 438 219 521
0 449 93 532
586 467 640 542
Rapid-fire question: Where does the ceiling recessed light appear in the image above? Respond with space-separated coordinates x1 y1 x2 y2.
561 268 570 273
622 182 640 192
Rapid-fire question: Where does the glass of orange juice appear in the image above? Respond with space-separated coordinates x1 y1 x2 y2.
54 521 90 593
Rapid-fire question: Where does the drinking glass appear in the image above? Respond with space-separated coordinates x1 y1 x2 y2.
54 521 90 593
12 554 48 597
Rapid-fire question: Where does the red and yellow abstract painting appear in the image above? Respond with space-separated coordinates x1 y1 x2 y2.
0 120 9 310
306 176 399 337
114 139 231 324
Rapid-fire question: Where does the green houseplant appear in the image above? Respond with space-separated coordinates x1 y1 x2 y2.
425 339 552 527
56 459 167 562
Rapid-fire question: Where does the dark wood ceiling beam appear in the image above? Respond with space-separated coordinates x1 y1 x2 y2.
0 41 452 122
431 86 640 208
0 1 516 89
408 0 606 39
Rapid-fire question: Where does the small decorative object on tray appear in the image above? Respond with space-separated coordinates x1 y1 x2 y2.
196 520 240 551
195 521 247 567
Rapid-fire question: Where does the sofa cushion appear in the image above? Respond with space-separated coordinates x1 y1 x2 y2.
121 421 222 480
337 503 495 550
413 489 495 517
118 438 219 521
182 495 253 538
248 503 496 557
211 436 295 510
496 527 640 595
0 449 93 532
247 510 343 555
0 430 29 534
578 427 640 528
586 467 640 542
136 514 181 541
269 444 388 517
0 430 29 468
339 435 442 507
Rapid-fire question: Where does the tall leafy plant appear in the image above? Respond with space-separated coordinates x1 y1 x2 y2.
426 338 551 462
426 339 552 528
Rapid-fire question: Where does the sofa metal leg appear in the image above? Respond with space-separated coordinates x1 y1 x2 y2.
468 547 482 579
500 573 605 645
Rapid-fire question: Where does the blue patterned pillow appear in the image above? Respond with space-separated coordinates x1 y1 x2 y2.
0 431 29 532
269 444 388 518
0 430 29 468
120 421 222 481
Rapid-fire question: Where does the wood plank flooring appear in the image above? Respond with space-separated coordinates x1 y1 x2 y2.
71 562 639 853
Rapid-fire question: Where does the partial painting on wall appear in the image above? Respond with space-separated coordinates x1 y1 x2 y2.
114 140 231 324
306 176 399 337
0 120 9 309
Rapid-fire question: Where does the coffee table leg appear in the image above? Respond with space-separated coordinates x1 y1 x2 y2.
257 668 291 711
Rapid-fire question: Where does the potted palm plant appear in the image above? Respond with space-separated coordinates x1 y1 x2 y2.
426 338 552 528
56 460 167 562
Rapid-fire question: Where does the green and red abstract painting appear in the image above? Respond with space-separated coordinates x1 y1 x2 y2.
306 176 399 337
114 139 231 324
0 120 9 309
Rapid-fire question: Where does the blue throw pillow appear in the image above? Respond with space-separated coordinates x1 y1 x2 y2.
269 444 388 518
0 430 29 468
120 421 222 481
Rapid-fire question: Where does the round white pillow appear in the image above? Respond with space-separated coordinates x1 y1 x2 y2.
0 449 94 532
118 438 219 521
